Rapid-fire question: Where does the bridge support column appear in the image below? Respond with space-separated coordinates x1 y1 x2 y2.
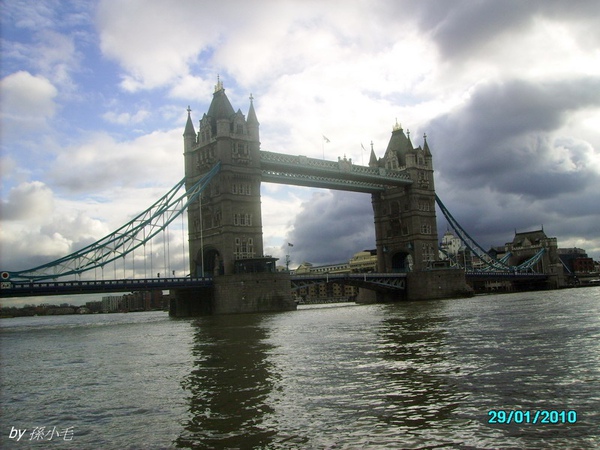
212 272 296 314
169 286 214 317
170 272 296 316
355 287 407 303
406 269 473 301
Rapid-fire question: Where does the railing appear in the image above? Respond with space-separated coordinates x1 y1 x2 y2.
290 272 407 292
465 271 548 278
0 277 213 298
260 151 412 183
261 170 389 193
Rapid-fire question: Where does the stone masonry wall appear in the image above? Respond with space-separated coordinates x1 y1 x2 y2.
407 269 473 301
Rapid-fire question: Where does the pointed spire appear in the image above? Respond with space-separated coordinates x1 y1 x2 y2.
207 80 235 120
214 74 224 92
369 141 378 167
406 128 414 151
183 105 196 136
247 93 259 125
423 132 432 156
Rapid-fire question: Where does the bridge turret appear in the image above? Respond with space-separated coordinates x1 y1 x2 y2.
183 106 198 183
368 142 378 168
208 78 236 137
183 106 197 152
247 94 260 141
371 124 439 272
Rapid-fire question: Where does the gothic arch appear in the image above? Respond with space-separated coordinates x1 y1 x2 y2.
391 251 412 273
195 247 223 277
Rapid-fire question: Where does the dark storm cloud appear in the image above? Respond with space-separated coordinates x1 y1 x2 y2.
428 76 600 197
285 190 375 266
404 0 600 61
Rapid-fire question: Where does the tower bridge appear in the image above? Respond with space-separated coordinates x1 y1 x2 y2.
174 79 469 315
1 80 562 314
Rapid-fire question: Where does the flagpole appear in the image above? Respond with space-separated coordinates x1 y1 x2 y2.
361 143 364 166
322 135 331 159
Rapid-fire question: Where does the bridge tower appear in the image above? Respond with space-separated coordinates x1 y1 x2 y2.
176 79 295 315
184 79 264 277
367 123 470 301
370 122 439 273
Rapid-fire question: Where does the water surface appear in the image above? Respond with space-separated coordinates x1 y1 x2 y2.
2 288 599 448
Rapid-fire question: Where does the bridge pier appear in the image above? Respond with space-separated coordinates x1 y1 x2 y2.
406 269 473 301
354 269 472 303
170 272 296 316
355 287 407 303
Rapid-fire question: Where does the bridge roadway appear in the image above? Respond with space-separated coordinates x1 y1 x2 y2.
0 277 213 298
290 272 407 292
465 271 548 281
0 273 409 298
0 271 547 298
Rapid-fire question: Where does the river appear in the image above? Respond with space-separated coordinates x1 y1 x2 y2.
1 288 599 449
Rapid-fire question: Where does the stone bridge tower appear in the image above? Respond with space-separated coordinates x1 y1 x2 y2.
370 122 439 272
183 79 264 277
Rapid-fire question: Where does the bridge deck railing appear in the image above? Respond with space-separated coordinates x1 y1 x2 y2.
0 277 214 298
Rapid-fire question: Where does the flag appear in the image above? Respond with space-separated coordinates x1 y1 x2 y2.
288 243 294 247
322 135 330 143
361 143 366 151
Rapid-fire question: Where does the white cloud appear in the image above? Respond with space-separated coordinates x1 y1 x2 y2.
102 108 151 125
96 0 221 91
0 71 57 124
1 181 54 222
48 129 183 192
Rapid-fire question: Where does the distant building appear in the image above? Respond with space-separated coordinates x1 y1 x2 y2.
573 257 595 273
348 250 377 273
440 230 462 255
292 250 378 303
506 229 565 287
101 295 122 313
100 291 165 312
439 231 473 269
558 248 589 274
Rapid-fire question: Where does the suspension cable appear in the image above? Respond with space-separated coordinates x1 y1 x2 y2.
6 162 221 281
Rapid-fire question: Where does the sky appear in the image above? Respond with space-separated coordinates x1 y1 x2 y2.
1 0 599 305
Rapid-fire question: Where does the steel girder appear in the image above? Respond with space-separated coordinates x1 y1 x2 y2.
5 162 221 282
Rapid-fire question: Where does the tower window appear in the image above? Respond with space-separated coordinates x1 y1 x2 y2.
233 213 252 226
234 237 255 259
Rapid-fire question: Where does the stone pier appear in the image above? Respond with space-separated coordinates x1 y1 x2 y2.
170 272 296 317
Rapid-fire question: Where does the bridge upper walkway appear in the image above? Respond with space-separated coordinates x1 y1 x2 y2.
260 151 412 193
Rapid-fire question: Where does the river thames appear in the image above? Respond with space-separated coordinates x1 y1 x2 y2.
1 288 599 449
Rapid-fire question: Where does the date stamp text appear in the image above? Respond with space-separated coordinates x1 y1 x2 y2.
488 409 577 425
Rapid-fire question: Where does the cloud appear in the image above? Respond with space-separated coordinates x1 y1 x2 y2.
1 181 54 222
96 0 220 91
428 77 600 195
285 190 375 266
0 71 58 131
409 0 600 62
47 128 183 193
102 108 151 125
1 1 90 91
